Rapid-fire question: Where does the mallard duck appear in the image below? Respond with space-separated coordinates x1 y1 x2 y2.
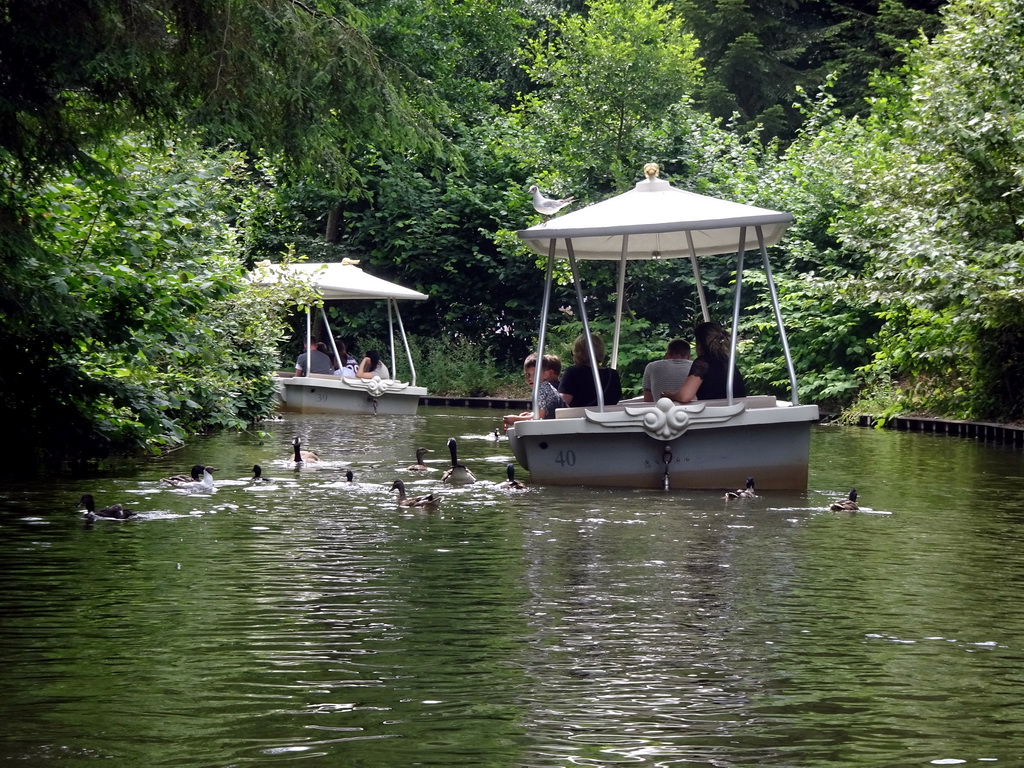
501 463 526 490
407 447 432 472
725 477 756 499
162 464 204 487
252 465 272 483
390 479 439 508
830 488 859 511
79 494 136 520
441 437 476 484
292 437 320 463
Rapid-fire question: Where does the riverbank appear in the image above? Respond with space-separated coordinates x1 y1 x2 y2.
855 413 1024 446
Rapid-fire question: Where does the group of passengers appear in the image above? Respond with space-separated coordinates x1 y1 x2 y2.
504 321 747 427
294 339 390 380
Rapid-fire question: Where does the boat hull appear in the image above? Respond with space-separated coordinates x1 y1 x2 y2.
275 374 426 416
507 397 819 489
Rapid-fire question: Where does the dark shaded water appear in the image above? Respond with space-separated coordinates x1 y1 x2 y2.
2 408 1024 767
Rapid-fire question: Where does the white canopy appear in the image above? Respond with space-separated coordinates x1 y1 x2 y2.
517 175 793 260
252 261 427 301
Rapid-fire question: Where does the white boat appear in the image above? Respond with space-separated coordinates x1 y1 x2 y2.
253 260 428 416
506 164 820 489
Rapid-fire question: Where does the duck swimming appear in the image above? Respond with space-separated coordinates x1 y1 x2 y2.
162 464 204 487
830 488 859 512
501 463 526 490
725 477 757 499
441 437 476 484
390 479 439 509
292 437 320 463
252 465 272 483
174 466 217 493
407 447 432 472
79 494 137 520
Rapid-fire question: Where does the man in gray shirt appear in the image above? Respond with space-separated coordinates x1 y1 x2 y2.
642 338 692 402
294 340 334 376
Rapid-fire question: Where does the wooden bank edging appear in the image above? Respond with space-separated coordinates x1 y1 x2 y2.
857 414 1024 446
420 396 530 409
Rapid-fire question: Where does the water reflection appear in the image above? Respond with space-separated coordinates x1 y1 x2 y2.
1 412 1024 766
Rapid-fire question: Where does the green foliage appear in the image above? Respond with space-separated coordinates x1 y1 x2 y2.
823 0 1024 420
1 0 447 188
742 269 878 407
1 136 308 466
512 0 703 191
680 0 945 141
412 336 516 397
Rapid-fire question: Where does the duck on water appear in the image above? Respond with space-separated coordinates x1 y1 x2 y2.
441 438 476 484
79 494 137 521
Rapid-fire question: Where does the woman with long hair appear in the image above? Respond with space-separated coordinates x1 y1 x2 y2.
356 349 390 379
663 322 746 402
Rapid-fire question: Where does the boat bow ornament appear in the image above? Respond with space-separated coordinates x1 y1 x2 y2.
341 375 410 398
585 398 747 441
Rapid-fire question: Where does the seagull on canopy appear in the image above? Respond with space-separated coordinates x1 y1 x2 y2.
529 185 575 218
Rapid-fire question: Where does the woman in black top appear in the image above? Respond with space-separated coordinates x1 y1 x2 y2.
663 322 746 402
559 333 622 407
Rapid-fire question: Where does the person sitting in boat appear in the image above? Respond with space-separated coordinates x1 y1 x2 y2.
662 321 746 402
559 333 622 407
503 353 566 428
356 349 390 380
333 341 359 378
643 338 692 402
295 339 334 376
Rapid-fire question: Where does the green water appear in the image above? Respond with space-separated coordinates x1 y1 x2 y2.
2 408 1023 767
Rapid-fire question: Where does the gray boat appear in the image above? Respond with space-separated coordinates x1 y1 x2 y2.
507 164 820 489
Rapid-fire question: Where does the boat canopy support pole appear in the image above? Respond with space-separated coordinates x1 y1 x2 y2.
320 305 341 372
304 307 312 374
391 298 418 386
387 300 397 378
757 227 800 405
686 231 710 322
611 235 629 369
566 238 606 410
727 228 747 407
530 240 557 420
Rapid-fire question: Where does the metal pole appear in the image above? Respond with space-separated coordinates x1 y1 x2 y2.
727 227 747 406
686 231 710 321
387 299 397 377
611 235 629 369
303 307 312 376
757 227 800 404
530 240 557 420
393 299 417 385
567 239 605 410
321 305 341 373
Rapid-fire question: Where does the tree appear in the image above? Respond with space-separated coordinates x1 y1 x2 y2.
826 0 1024 419
515 0 703 191
679 0 945 140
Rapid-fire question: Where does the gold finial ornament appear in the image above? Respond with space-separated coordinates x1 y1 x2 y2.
643 163 660 179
